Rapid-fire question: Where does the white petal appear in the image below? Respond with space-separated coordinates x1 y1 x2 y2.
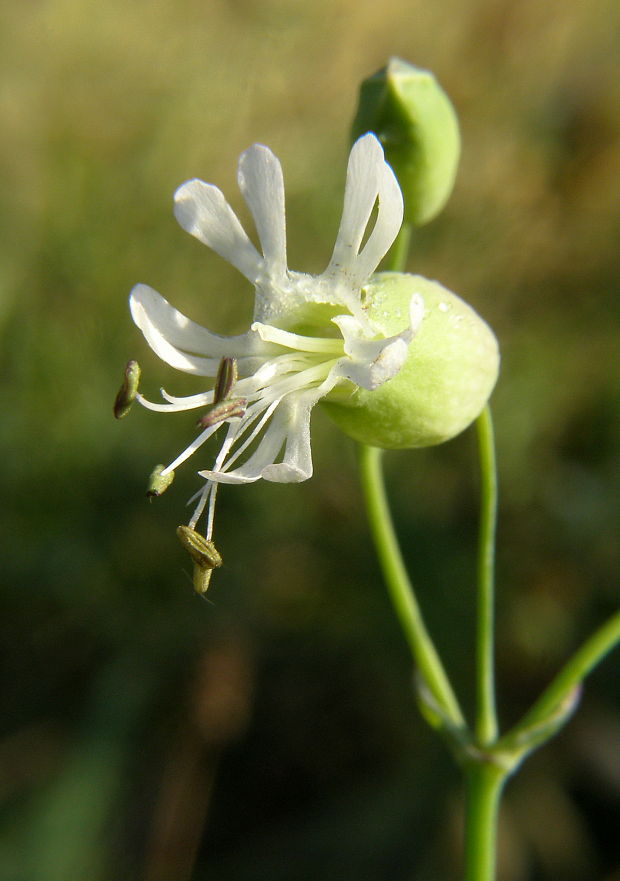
324 134 382 280
130 284 269 376
200 409 288 484
238 145 287 276
200 371 341 486
174 179 263 282
261 374 339 482
352 158 404 283
255 370 342 483
334 337 409 390
323 134 403 291
261 396 312 482
332 293 424 390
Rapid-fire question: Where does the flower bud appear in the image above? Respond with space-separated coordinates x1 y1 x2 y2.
351 58 460 226
322 273 499 449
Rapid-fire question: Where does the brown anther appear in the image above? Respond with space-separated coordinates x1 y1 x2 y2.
197 398 247 429
213 356 238 405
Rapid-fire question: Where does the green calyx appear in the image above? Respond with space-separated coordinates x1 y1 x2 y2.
322 273 500 449
352 58 460 226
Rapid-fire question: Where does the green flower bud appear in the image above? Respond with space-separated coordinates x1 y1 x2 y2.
351 58 460 226
322 273 499 449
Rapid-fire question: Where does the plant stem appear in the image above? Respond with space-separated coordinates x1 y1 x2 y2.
358 444 464 728
386 222 412 272
506 608 620 742
475 406 498 744
373 218 508 880
457 406 503 881
464 761 507 881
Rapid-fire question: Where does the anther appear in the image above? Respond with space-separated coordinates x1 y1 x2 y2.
146 464 175 498
113 360 141 419
197 398 248 428
213 356 238 405
176 525 223 595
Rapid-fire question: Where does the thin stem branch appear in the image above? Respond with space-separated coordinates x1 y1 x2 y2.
505 608 620 742
358 444 465 728
385 222 412 273
475 406 498 744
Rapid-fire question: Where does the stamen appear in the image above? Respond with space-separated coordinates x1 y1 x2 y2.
252 322 344 354
188 482 213 530
176 524 223 595
205 483 218 540
204 398 281 477
136 391 211 413
147 464 175 497
164 422 221 473
161 388 214 407
197 398 248 428
213 356 238 404
245 359 339 407
176 524 223 568
113 360 141 419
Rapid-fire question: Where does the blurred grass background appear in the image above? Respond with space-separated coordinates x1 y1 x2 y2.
1 0 619 879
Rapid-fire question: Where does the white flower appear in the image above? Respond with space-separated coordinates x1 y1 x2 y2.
130 133 423 537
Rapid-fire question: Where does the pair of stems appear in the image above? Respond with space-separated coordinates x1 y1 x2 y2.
360 410 620 881
358 223 620 880
358 430 500 881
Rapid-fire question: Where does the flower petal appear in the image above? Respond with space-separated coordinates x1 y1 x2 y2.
238 145 287 277
174 179 263 282
200 407 288 484
324 134 383 279
352 157 403 284
323 134 403 292
333 337 408 390
332 293 424 390
200 371 339 486
261 396 312 482
261 370 342 481
130 284 269 376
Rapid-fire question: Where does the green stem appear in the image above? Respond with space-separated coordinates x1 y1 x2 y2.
464 762 507 881
358 444 464 728
505 608 620 742
385 222 412 272
475 406 498 744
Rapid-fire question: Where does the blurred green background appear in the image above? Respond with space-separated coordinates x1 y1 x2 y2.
2 0 619 879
